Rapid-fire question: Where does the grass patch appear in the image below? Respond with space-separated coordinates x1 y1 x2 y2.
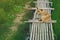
50 0 60 40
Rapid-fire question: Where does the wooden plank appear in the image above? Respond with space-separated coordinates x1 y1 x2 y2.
27 8 54 10
33 1 52 3
24 20 56 23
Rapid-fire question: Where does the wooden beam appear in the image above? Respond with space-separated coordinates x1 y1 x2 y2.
27 8 54 10
24 20 56 23
33 1 53 3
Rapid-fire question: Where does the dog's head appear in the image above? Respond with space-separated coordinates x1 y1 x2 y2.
37 9 48 15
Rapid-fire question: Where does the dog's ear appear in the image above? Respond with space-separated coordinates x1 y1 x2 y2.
40 9 43 11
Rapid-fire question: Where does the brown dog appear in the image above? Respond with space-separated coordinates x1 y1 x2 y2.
37 9 51 22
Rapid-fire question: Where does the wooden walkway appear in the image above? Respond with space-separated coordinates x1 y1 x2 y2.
25 0 56 40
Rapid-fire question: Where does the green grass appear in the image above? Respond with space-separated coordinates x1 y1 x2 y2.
12 10 34 40
50 0 60 40
0 0 33 40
